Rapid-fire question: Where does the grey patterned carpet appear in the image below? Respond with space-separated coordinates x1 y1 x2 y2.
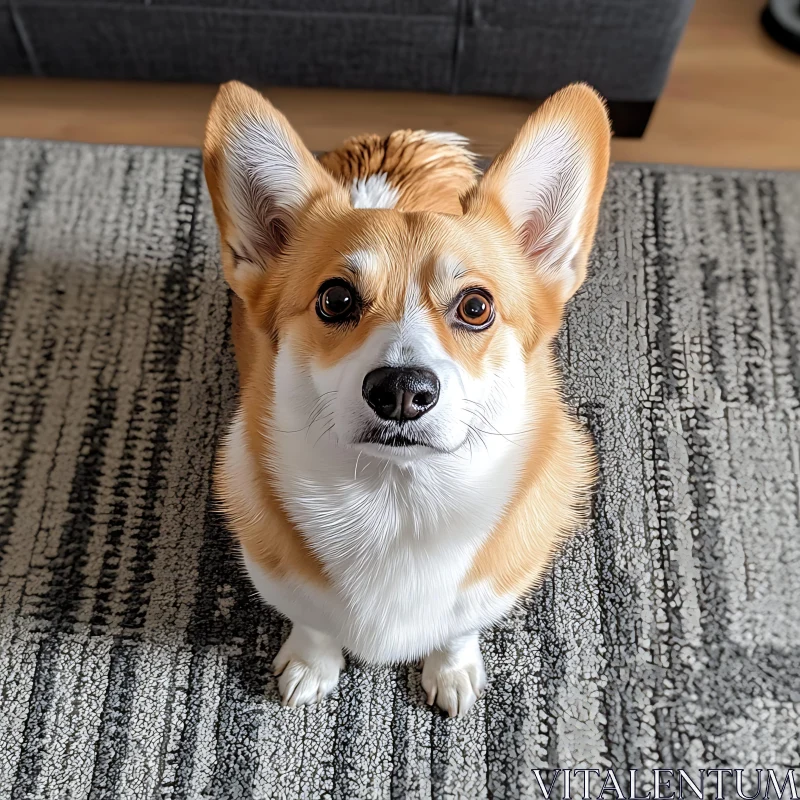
0 137 798 799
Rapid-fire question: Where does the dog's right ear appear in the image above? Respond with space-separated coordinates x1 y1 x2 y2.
203 81 346 300
464 84 610 303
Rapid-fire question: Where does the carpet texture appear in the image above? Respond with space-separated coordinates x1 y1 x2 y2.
0 138 799 799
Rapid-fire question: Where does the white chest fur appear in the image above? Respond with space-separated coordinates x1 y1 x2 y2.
227 411 523 663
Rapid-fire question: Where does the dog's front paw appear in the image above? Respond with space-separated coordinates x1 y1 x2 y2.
272 624 344 707
421 634 486 718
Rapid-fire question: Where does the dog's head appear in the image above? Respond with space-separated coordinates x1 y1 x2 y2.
204 82 610 465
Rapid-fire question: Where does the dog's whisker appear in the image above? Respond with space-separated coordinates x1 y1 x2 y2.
462 422 490 454
354 450 363 481
272 392 337 434
304 405 334 440
462 399 534 443
312 421 336 450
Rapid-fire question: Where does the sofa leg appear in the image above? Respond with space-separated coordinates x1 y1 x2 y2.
606 100 656 138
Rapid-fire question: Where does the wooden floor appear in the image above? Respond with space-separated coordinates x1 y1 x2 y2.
1 0 798 169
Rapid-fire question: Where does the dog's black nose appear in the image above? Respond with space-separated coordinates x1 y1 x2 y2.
363 367 440 421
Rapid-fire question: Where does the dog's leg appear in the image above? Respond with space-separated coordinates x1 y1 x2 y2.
421 632 487 718
272 623 345 707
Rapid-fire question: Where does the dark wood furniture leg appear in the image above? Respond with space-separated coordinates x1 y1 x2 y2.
606 100 656 138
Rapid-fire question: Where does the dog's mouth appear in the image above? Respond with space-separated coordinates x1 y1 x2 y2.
356 426 438 451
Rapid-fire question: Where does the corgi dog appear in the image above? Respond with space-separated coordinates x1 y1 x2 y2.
203 81 610 717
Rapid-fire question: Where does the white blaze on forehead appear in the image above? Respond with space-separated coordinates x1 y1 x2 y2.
379 282 446 367
350 173 399 209
402 280 424 316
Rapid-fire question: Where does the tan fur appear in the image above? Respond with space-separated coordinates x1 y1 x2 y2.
319 130 477 214
219 296 329 586
463 356 597 594
204 81 609 600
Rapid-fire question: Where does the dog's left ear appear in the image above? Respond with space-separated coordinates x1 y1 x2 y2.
203 81 347 302
467 84 611 301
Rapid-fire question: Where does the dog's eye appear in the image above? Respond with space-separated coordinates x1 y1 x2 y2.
316 280 358 323
456 290 494 329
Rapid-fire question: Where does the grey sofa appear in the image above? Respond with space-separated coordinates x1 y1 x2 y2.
1 0 694 137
